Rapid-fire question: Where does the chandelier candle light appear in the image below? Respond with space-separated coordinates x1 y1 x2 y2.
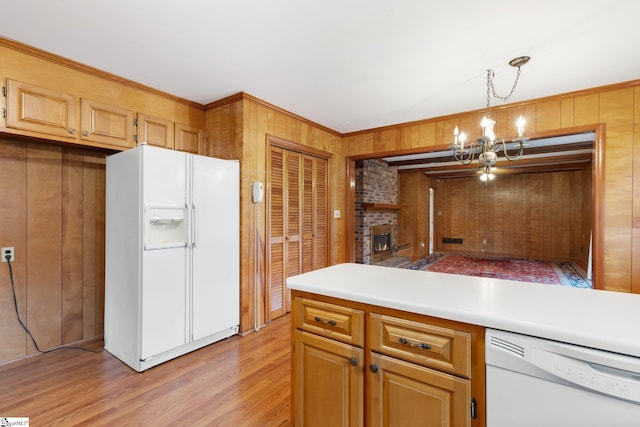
450 56 531 182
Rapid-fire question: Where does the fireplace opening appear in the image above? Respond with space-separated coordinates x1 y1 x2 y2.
373 233 391 254
370 224 393 264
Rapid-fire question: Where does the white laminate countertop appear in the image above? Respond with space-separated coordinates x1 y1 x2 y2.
286 263 640 357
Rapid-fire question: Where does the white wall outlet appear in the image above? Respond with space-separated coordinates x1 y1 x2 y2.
334 210 341 219
2 247 15 262
482 239 487 244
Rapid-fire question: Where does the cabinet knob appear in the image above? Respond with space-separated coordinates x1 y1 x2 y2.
350 357 358 367
369 364 378 373
69 128 77 135
82 130 89 137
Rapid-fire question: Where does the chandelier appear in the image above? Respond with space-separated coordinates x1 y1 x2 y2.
450 56 530 181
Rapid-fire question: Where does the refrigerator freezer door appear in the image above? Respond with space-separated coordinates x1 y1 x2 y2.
190 155 240 341
140 147 188 359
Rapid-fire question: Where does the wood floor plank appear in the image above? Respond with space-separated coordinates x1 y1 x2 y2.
0 315 292 426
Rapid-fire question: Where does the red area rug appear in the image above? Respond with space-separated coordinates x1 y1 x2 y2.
424 254 562 285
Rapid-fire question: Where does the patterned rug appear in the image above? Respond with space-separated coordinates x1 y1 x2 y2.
403 253 591 288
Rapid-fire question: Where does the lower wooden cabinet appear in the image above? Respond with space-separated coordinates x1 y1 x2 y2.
368 352 470 427
292 291 485 427
294 330 364 427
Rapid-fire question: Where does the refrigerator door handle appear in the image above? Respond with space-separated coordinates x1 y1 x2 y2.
191 204 197 247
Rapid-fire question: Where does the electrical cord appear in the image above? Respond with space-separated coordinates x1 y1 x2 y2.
5 254 103 354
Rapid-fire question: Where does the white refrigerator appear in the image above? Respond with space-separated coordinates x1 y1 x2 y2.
104 144 239 371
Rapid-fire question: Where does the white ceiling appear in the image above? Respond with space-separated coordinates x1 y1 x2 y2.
2 0 638 133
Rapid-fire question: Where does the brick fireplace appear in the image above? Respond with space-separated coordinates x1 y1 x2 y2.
355 159 398 264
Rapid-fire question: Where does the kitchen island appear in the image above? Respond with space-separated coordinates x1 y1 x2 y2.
287 263 640 426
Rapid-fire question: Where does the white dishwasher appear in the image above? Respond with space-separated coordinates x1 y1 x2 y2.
486 329 640 427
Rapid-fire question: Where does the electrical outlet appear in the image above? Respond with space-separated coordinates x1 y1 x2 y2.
2 247 15 262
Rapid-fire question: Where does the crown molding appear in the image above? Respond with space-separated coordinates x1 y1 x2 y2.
0 36 206 110
205 92 342 137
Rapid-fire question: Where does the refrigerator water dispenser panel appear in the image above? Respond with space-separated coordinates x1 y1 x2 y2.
145 207 188 249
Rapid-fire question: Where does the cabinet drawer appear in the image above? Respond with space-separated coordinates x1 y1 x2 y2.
368 313 471 377
294 298 364 347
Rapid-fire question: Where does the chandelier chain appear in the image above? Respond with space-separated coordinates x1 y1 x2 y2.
485 65 523 115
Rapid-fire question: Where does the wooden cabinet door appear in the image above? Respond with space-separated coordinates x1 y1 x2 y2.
174 123 204 154
294 330 364 427
368 352 471 427
138 113 174 149
80 99 135 149
5 79 78 138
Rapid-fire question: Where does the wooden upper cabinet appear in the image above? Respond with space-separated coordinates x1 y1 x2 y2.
174 123 204 154
138 113 174 149
80 99 135 149
5 79 78 138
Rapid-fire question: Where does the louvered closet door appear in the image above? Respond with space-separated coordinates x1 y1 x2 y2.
302 156 314 273
302 156 328 272
268 147 302 319
269 148 287 319
285 150 301 313
268 146 329 320
313 157 328 269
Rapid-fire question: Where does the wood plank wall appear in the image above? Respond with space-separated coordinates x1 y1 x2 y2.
397 172 433 259
0 138 106 363
346 81 640 293
206 95 345 333
434 169 591 266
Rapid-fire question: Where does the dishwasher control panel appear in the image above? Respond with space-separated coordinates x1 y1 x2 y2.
486 329 640 404
531 347 640 404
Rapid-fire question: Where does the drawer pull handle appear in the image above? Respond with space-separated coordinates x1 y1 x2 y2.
399 337 432 350
314 316 337 326
350 357 358 367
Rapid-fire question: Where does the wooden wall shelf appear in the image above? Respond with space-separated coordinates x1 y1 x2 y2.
362 203 406 211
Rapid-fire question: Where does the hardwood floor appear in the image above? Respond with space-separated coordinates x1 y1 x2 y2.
0 314 292 426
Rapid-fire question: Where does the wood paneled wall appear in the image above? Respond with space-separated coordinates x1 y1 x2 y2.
0 138 106 363
206 94 345 333
397 172 433 259
346 81 640 293
434 170 591 266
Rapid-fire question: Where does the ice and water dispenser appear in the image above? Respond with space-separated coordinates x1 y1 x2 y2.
145 207 188 249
